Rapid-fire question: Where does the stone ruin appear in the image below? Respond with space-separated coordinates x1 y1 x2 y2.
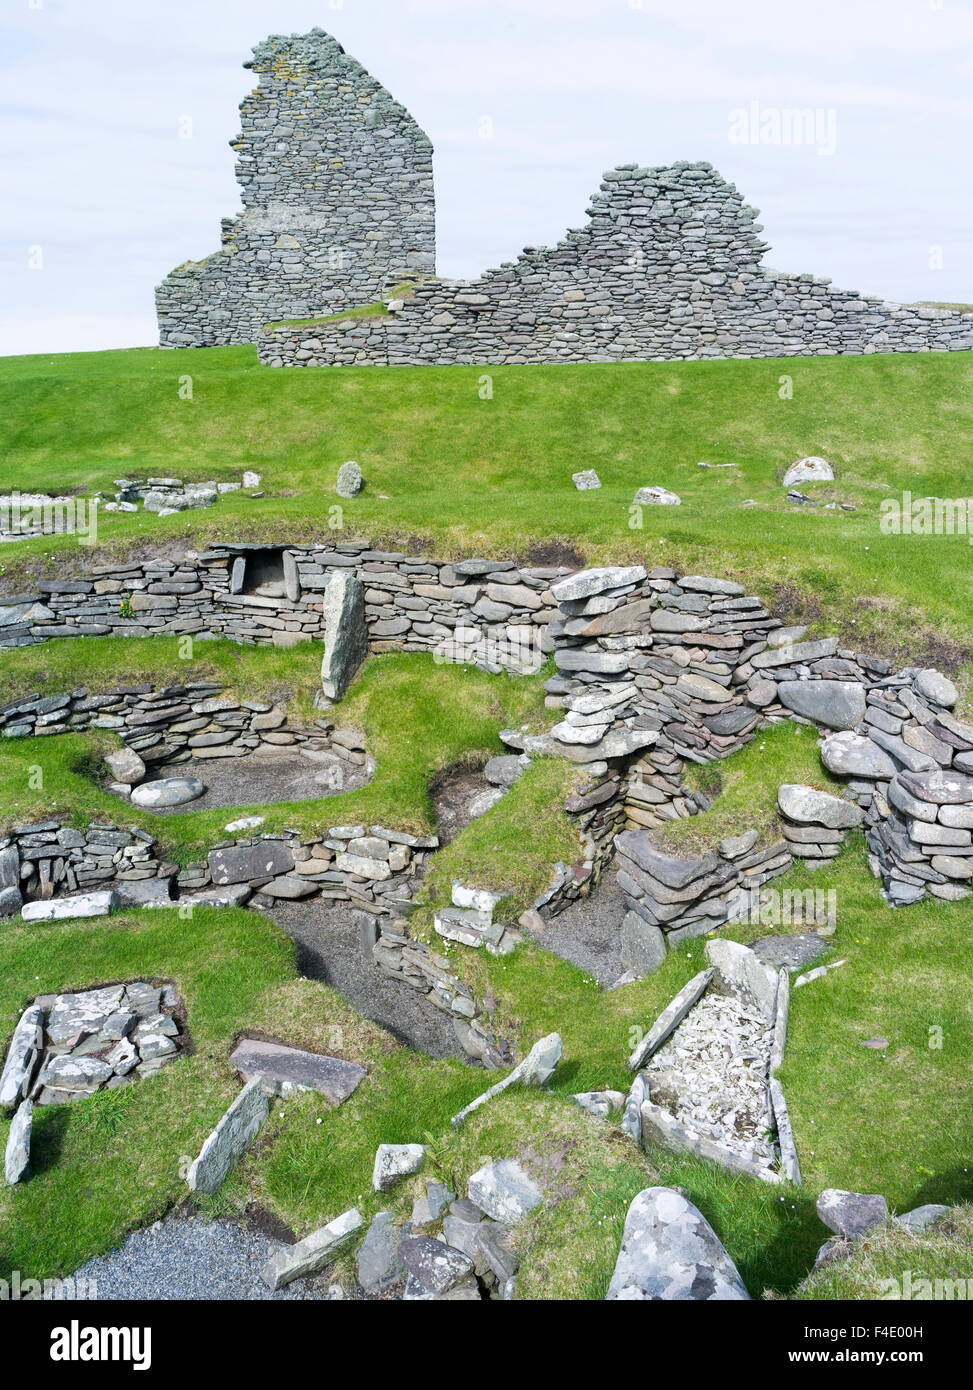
155 27 973 362
156 29 435 347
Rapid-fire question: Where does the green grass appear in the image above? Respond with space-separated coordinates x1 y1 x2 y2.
2 347 973 673
0 642 555 860
789 1205 973 1300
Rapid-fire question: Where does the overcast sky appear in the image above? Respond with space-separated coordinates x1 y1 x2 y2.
1 0 971 355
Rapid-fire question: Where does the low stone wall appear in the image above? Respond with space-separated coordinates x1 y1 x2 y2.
0 544 564 660
257 162 973 368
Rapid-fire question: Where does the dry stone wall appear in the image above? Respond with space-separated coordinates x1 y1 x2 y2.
2 550 969 943
156 29 435 347
259 162 973 366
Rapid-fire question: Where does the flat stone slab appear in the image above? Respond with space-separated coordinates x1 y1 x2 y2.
778 784 863 830
261 1207 363 1290
130 777 206 809
778 680 866 730
22 890 117 922
230 1039 366 1103
607 1187 750 1300
752 934 830 971
4 1100 32 1184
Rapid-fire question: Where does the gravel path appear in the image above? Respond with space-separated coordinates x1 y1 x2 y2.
71 1214 342 1301
270 897 466 1060
524 871 627 986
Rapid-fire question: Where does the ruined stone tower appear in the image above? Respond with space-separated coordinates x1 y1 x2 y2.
156 29 436 347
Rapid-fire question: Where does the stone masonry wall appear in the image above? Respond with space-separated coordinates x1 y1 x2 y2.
5 548 968 926
156 29 435 347
258 162 973 366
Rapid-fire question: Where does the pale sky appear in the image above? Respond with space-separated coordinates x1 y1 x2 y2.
2 0 971 355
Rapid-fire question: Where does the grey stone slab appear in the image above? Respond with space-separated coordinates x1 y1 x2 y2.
230 1038 366 1103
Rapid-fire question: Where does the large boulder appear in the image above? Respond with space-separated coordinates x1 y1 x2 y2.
782 456 834 487
320 571 368 700
606 1187 749 1300
777 681 866 730
335 460 363 498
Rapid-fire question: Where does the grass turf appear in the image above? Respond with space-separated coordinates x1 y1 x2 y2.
1 346 972 676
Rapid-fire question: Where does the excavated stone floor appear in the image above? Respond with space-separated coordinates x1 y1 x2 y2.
112 749 371 816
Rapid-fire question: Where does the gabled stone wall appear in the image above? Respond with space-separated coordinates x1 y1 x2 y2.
259 162 973 366
156 29 435 347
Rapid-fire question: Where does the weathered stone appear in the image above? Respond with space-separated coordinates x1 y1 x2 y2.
372 1143 426 1191
4 1100 32 1184
467 1158 542 1224
208 841 295 885
356 1211 407 1294
816 1188 889 1240
551 566 646 603
130 777 205 809
777 681 866 730
22 890 117 922
451 1033 561 1127
913 669 958 708
320 571 368 700
821 732 896 779
704 939 778 1022
261 1207 363 1290
398 1235 473 1294
895 1204 951 1234
186 1077 269 1194
105 746 146 785
606 1187 749 1300
628 970 713 1070
781 456 834 488
230 1039 366 1103
620 910 667 976
777 785 863 830
335 460 363 498
0 1005 44 1109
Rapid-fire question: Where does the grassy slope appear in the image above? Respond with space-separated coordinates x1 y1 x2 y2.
1 346 972 670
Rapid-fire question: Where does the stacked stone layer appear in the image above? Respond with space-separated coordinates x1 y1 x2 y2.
157 30 435 347
259 162 973 366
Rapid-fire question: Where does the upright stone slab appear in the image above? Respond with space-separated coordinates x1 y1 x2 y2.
606 1187 750 1300
4 1100 32 1185
320 571 368 700
186 1077 269 1195
0 1005 44 1109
